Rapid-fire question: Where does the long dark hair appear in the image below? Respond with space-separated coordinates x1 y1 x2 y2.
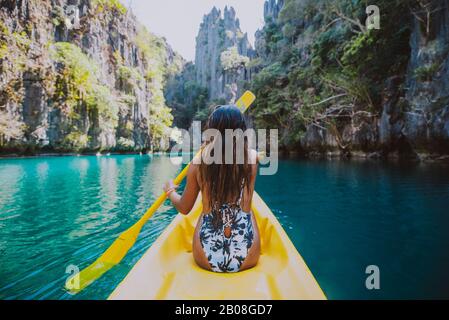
199 105 253 214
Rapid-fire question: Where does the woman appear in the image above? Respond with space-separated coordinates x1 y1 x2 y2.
163 105 260 273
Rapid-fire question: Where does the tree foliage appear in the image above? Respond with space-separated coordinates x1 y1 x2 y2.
249 0 413 148
92 0 127 15
220 46 249 71
51 42 118 127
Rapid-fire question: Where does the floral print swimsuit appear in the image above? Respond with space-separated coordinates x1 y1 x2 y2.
199 194 254 273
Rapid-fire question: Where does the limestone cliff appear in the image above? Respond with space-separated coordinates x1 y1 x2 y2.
194 6 254 103
381 1 449 155
251 0 449 159
0 0 183 153
255 0 284 61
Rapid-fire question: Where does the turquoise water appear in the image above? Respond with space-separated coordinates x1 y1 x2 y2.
0 155 448 299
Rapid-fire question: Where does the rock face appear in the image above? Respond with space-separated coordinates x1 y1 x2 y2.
252 0 449 158
0 0 183 153
195 6 254 103
369 0 449 157
255 0 284 62
264 0 284 22
401 1 449 153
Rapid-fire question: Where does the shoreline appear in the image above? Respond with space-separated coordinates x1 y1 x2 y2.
0 151 149 159
1 150 449 164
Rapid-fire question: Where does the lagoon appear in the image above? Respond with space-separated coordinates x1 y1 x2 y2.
0 155 448 299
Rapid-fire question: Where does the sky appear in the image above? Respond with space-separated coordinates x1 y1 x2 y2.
120 0 266 62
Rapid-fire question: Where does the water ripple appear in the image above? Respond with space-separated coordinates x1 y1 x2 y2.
0 155 181 300
1 157 449 299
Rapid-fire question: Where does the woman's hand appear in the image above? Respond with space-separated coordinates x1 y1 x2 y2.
163 180 178 195
163 165 200 215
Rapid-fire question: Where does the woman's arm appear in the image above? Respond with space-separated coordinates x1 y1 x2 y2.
163 164 200 215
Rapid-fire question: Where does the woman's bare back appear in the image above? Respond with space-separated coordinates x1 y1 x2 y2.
192 150 260 272
164 148 260 272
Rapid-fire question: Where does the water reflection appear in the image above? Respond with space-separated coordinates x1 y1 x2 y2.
99 157 119 213
120 157 136 192
70 158 90 180
36 162 49 185
138 155 181 214
0 165 25 220
0 155 182 300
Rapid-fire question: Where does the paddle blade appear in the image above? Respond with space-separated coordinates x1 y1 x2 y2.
235 91 256 113
65 223 142 294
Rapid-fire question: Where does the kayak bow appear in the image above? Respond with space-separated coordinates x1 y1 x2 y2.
109 192 326 300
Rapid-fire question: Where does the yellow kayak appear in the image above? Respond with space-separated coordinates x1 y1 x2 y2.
109 192 326 300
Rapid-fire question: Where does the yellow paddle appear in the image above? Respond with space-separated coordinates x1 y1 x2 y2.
66 91 256 294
